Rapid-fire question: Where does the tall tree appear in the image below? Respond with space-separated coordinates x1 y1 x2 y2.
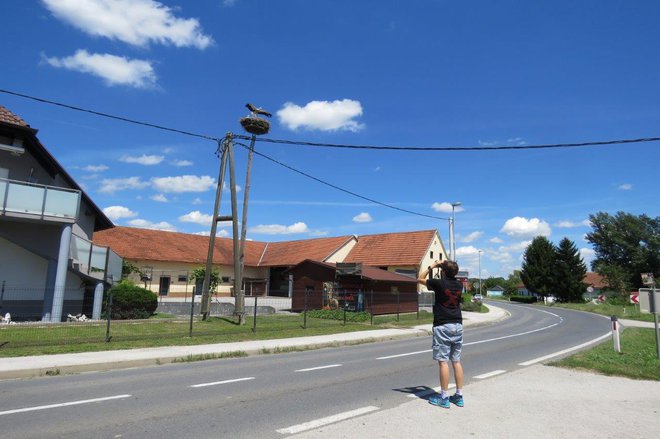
554 238 587 302
520 236 556 298
586 212 660 293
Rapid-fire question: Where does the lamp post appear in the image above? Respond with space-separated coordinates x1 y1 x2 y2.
449 201 462 261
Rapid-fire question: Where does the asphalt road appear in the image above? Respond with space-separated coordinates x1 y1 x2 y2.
0 303 611 439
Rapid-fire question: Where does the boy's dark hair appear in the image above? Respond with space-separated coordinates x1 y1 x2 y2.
441 260 459 279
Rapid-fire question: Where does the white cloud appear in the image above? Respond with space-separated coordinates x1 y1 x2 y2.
489 237 504 244
555 219 591 228
42 0 213 49
460 231 483 243
99 176 149 193
431 202 464 213
102 205 137 220
222 181 241 193
618 183 633 190
277 99 364 132
455 246 480 257
150 193 168 202
353 212 373 223
580 248 595 267
500 217 551 238
179 210 213 226
172 159 193 167
151 175 215 193
43 50 156 88
249 222 310 235
82 164 108 172
127 218 176 231
194 229 229 237
192 197 203 205
507 137 527 145
478 140 498 146
120 154 164 165
499 240 532 253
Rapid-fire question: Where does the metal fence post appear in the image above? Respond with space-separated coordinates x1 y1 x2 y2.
105 288 113 342
396 290 400 322
189 291 195 337
370 290 374 325
343 291 347 326
252 295 258 333
303 289 308 329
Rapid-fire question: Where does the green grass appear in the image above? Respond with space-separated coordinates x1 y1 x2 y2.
547 302 655 322
0 313 415 357
551 328 660 381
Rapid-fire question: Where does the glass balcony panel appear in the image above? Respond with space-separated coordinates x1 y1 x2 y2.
44 188 80 219
70 235 92 274
107 250 123 284
0 180 6 207
5 183 44 215
90 245 108 279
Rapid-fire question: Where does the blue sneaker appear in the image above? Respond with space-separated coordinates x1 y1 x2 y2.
429 394 450 408
449 393 464 407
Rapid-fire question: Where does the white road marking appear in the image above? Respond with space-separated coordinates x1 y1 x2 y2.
407 384 456 398
190 377 255 388
0 394 131 416
377 350 430 360
276 406 380 435
295 364 342 372
464 322 560 347
474 370 507 379
518 332 611 366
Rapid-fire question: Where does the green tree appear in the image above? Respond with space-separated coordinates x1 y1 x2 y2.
520 236 556 298
554 238 587 302
121 260 142 280
585 212 660 293
190 267 219 294
505 270 522 296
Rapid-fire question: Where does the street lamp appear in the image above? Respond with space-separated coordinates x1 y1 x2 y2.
449 201 462 261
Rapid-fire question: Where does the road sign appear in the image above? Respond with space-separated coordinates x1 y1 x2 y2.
630 293 639 304
638 288 660 314
641 273 655 286
597 295 605 302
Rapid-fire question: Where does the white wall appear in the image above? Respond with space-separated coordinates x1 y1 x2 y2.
0 236 48 297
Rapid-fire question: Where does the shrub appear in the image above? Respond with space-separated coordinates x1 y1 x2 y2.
106 280 158 320
460 301 482 312
510 295 537 304
305 309 371 322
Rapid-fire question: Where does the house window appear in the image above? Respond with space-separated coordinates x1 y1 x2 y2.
222 276 230 283
430 251 434 259
178 275 188 283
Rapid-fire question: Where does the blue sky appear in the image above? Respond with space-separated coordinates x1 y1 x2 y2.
2 0 659 279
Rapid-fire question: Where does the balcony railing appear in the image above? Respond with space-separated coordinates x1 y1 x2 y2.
0 178 80 223
70 234 122 284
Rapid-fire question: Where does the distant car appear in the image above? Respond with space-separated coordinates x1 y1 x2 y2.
472 294 483 302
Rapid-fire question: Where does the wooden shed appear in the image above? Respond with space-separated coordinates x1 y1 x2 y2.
288 260 418 315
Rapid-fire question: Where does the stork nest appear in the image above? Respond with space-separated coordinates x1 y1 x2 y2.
240 117 270 135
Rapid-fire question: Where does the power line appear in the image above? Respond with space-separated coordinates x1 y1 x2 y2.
0 89 447 220
0 88 220 142
233 134 660 151
234 142 449 220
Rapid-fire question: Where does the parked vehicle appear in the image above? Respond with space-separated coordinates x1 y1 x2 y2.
473 294 484 302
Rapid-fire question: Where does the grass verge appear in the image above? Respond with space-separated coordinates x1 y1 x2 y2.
551 328 660 381
543 302 654 322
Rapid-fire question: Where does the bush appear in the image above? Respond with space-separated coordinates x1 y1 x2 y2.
460 301 482 312
106 280 158 320
510 295 537 304
305 309 371 322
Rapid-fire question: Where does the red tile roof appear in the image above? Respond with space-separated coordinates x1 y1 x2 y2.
584 272 608 288
258 235 354 266
344 229 438 266
94 227 439 269
0 105 29 127
291 259 416 283
94 226 267 266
